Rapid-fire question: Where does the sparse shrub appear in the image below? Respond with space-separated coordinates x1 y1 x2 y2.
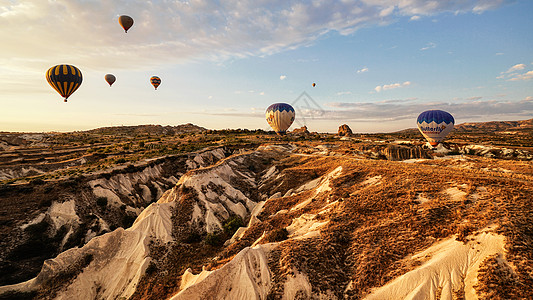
145 261 158 275
24 219 50 236
448 150 460 155
96 196 108 207
115 158 126 164
266 228 289 242
38 198 52 208
125 164 137 172
0 290 38 300
223 216 244 235
205 232 224 247
184 232 202 244
30 178 45 185
122 214 137 228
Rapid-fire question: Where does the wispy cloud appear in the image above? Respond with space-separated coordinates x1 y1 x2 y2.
356 67 369 73
410 15 421 21
508 71 533 81
0 0 509 72
336 91 352 96
466 96 483 100
497 64 532 81
375 81 411 93
320 98 533 122
420 42 436 51
280 75 287 80
505 64 526 73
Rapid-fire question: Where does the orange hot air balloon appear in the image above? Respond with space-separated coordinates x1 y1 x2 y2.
312 83 316 87
118 15 134 33
46 64 83 102
105 74 116 87
150 76 161 90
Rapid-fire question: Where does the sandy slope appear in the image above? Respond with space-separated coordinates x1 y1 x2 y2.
365 229 506 300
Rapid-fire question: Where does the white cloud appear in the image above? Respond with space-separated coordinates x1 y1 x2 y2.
0 0 510 72
508 70 533 81
375 81 411 92
356 67 369 73
410 15 421 21
379 6 395 17
498 64 532 81
505 64 526 73
336 91 352 96
420 42 436 51
495 52 504 55
524 96 533 101
280 75 287 80
259 92 265 95
473 0 506 14
466 96 483 100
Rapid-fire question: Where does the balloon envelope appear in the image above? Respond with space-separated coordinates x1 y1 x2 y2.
105 74 116 87
118 15 134 33
46 64 83 102
417 110 455 147
312 83 316 87
150 76 161 90
266 103 295 135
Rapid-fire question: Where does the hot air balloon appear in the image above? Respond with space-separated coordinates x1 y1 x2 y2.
105 74 116 87
312 83 316 87
46 64 83 102
150 76 161 90
118 15 134 33
417 110 455 147
265 103 295 135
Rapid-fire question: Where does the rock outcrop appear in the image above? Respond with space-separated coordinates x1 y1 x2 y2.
291 126 310 135
338 124 353 136
383 144 431 161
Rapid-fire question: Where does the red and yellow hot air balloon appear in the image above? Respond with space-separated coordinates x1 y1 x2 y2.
105 74 116 87
150 76 161 90
46 64 83 102
118 15 134 33
312 82 316 87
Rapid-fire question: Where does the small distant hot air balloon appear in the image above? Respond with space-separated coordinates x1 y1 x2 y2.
266 103 295 135
312 83 316 87
118 15 134 33
105 74 116 87
150 76 161 90
46 64 83 102
417 110 455 147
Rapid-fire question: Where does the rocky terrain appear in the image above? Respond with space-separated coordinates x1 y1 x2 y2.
0 120 531 299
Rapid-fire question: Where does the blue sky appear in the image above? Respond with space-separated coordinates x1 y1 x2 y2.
0 0 532 133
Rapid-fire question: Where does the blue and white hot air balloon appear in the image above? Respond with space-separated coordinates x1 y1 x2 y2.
417 110 455 147
266 103 295 135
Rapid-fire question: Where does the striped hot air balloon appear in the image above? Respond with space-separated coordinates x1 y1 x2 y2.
46 64 83 102
417 110 455 147
266 103 295 135
150 76 161 90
